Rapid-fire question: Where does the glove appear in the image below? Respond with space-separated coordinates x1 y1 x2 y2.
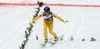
29 21 33 25
63 20 69 24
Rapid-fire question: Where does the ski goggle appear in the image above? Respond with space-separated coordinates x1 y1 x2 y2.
45 10 49 12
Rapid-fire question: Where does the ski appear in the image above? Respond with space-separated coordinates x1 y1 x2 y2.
49 34 64 45
49 40 58 45
40 34 64 46
40 43 47 47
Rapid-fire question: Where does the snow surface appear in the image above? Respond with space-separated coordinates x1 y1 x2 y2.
0 0 24 3
0 0 100 49
39 0 100 5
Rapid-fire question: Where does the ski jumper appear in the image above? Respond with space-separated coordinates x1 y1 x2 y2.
32 11 64 40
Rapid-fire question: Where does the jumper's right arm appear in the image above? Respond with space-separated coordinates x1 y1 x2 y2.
32 13 43 23
29 13 43 25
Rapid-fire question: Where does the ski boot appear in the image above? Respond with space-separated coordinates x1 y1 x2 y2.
52 37 58 44
40 39 48 46
44 39 48 44
54 37 58 41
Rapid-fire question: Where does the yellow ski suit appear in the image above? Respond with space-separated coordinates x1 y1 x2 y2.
32 12 64 40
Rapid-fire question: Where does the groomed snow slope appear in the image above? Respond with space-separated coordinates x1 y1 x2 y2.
0 6 100 49
25 6 100 49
